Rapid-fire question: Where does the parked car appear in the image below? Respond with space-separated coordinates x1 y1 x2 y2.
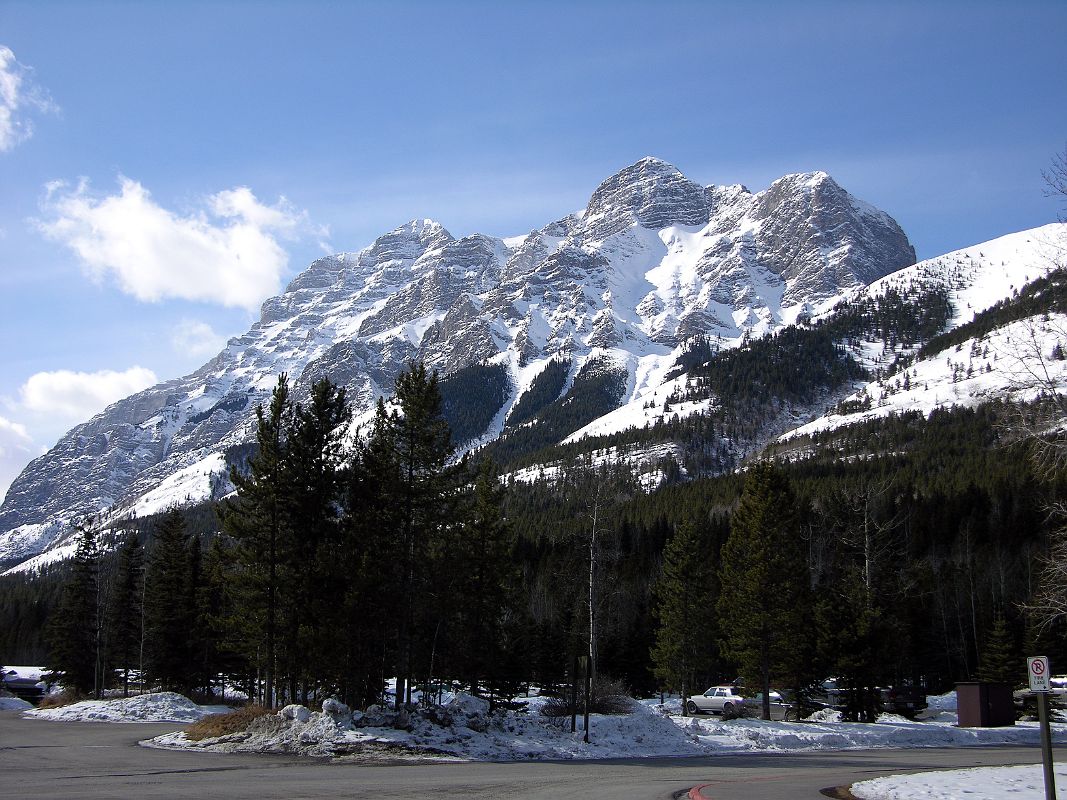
2 668 45 704
881 684 928 718
809 678 927 719
686 685 746 716
1014 676 1067 714
740 691 800 721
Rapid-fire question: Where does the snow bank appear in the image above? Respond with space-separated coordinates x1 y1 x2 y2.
852 762 1067 800
0 694 33 711
145 694 702 760
140 692 1067 761
25 692 217 723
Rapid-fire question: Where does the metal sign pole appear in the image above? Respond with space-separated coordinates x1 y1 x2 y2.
1037 692 1057 800
1028 656 1056 800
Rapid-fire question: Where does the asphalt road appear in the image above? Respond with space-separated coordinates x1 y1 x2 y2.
0 711 1060 800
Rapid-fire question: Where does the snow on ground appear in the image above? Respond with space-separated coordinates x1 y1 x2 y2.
137 691 1067 763
0 694 33 711
25 692 228 723
852 762 1067 800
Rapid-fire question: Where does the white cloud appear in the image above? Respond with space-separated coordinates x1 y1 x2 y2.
171 319 228 359
0 45 58 153
0 415 35 503
37 177 318 311
19 366 158 421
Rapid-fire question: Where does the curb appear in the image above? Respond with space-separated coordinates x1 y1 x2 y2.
819 786 861 799
688 783 860 799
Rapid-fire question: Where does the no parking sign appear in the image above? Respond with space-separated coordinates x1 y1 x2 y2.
1028 656 1051 692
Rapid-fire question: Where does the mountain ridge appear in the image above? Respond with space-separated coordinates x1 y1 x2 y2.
0 157 923 569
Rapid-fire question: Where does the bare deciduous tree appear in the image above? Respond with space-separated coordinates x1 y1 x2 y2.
1017 146 1067 630
1043 143 1067 222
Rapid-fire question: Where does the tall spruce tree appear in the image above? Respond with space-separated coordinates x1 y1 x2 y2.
105 532 144 697
650 518 717 713
717 463 812 719
814 575 883 721
977 613 1020 685
385 362 461 708
451 459 520 705
46 519 103 695
143 508 193 692
281 376 351 700
222 373 292 706
340 400 404 707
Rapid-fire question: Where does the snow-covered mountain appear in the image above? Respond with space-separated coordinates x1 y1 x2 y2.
780 224 1067 443
0 156 926 570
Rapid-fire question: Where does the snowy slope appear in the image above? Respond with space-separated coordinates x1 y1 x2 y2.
780 224 1067 442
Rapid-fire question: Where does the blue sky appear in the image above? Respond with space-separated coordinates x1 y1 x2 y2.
0 0 1065 498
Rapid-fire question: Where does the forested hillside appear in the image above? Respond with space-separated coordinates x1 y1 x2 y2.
7 388 1063 708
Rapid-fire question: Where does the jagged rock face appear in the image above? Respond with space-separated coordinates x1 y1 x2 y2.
579 157 711 240
752 172 916 305
0 158 915 568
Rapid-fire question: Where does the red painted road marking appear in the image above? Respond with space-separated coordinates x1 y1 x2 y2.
688 784 713 800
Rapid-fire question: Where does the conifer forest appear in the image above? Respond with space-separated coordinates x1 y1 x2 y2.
2 353 1066 714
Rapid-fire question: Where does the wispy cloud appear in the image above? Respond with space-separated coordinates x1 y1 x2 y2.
171 318 228 359
19 366 158 421
37 177 324 311
0 45 58 153
0 415 36 502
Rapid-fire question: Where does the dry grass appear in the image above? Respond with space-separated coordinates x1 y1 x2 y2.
185 705 274 741
36 690 86 709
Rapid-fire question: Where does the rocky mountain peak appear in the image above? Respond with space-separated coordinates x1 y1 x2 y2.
579 157 711 240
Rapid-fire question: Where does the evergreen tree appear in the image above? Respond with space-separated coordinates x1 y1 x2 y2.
339 401 404 707
143 508 193 692
650 518 717 713
814 575 884 722
451 459 522 706
46 519 103 695
193 535 241 700
385 362 462 708
717 463 812 719
281 376 351 699
105 532 144 697
222 373 292 706
977 613 1020 685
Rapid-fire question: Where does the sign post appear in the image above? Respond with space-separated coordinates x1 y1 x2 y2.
1027 656 1056 800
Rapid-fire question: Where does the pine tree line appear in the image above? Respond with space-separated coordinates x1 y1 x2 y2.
32 378 1066 713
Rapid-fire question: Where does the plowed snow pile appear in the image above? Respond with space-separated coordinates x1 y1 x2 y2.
0 693 33 711
141 691 1067 761
26 692 214 723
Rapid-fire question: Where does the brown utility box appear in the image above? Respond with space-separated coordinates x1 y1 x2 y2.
955 682 1015 727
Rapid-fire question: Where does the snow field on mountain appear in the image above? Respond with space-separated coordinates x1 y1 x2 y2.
784 311 1067 441
123 452 228 520
862 225 1066 328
